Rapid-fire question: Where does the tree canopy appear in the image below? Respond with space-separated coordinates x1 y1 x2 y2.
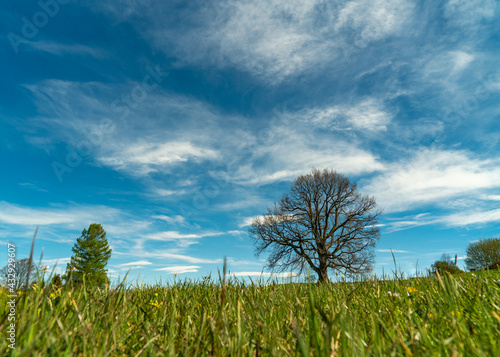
0 258 39 290
465 238 500 271
64 223 112 288
249 169 381 282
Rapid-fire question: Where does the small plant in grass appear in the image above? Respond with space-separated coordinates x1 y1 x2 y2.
2 228 500 356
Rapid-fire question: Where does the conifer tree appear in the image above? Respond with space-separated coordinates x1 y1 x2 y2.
64 223 112 288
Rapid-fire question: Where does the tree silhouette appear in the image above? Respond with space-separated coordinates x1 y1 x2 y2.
0 258 39 290
250 169 381 283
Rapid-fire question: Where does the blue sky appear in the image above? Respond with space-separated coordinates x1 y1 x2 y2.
1 0 499 283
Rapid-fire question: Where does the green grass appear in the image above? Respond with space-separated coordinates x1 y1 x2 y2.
1 271 500 356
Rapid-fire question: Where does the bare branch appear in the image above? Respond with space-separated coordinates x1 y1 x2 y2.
249 169 381 282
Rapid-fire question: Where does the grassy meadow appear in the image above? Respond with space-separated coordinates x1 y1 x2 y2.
1 270 500 356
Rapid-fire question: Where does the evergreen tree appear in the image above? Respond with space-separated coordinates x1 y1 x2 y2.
64 223 112 288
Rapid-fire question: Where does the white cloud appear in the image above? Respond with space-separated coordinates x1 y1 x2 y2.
118 261 152 267
450 51 475 74
24 78 386 188
445 0 496 27
422 51 475 81
239 216 260 228
161 0 328 82
110 0 414 83
240 214 297 229
98 141 218 176
23 79 250 183
144 231 223 241
226 133 384 186
212 102 387 186
130 250 223 264
151 189 182 197
479 194 500 201
303 99 393 132
335 0 415 48
0 201 121 226
385 207 500 232
139 231 202 249
376 249 412 253
155 265 200 274
104 220 152 237
146 231 203 240
153 215 188 225
227 271 299 277
41 257 72 267
226 258 264 267
442 208 500 227
18 182 48 192
28 41 108 59
138 230 225 249
145 231 202 240
365 149 500 212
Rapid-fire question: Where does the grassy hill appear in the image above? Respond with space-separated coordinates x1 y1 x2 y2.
1 270 499 356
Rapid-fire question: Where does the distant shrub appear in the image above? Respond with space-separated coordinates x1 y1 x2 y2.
430 254 463 275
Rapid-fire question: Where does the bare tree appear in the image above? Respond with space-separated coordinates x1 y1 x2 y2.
0 258 39 290
249 169 381 282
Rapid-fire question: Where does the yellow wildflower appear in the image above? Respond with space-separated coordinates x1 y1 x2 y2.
149 299 163 309
407 287 417 294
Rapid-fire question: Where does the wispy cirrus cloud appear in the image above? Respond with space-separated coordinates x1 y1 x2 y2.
0 201 121 226
365 148 500 212
444 0 497 29
300 98 394 132
384 207 500 233
442 208 500 227
223 128 384 186
239 216 259 228
117 260 152 267
98 141 219 176
18 182 48 192
480 195 500 201
25 77 387 188
227 271 299 278
153 215 189 226
93 0 415 84
155 265 200 274
28 41 109 59
376 249 412 253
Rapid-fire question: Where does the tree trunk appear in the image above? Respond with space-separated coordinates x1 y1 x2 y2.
317 268 330 283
